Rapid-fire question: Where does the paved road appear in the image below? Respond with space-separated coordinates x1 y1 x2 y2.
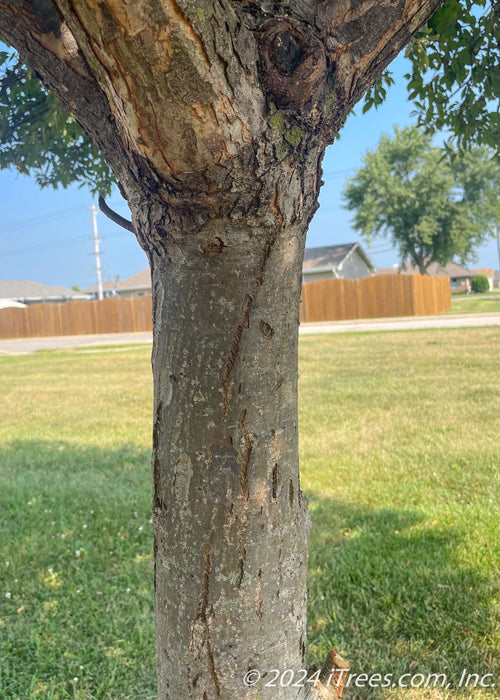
0 332 153 355
0 313 499 355
300 311 500 335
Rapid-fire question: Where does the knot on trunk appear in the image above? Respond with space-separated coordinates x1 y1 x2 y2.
256 18 326 107
271 31 305 75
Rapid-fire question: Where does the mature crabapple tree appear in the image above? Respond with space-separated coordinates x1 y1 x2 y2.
0 0 443 697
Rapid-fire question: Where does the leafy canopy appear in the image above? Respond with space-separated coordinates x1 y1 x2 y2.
0 0 499 193
342 126 500 274
0 51 114 196
364 0 500 153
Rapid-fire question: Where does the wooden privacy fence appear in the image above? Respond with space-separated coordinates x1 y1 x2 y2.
299 274 451 323
0 295 153 339
0 274 451 338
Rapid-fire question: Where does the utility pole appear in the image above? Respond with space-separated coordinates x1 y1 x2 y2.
89 203 104 301
497 221 500 272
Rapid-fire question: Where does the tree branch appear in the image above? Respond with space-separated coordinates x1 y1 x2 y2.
98 196 134 233
0 1 160 198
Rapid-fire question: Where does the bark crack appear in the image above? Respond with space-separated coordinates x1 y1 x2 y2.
238 407 247 429
256 567 263 623
167 0 212 69
190 525 221 698
272 463 278 501
276 534 283 599
237 534 246 589
220 219 281 417
152 400 165 512
288 477 295 513
239 430 254 502
200 526 215 619
221 293 253 418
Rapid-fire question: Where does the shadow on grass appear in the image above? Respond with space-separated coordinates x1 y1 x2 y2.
307 495 498 698
1 441 497 698
0 438 152 506
0 439 156 700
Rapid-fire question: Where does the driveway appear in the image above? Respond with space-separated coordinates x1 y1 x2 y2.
0 313 499 355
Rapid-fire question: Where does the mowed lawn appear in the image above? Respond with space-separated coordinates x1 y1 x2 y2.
0 328 499 699
449 292 500 315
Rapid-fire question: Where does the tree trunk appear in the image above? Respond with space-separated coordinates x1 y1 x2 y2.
133 191 318 698
0 1 446 697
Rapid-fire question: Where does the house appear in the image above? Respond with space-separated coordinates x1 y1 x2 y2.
85 244 375 299
0 298 26 310
83 269 152 299
302 243 376 283
82 277 122 299
115 268 152 297
0 280 90 306
375 262 482 293
494 270 500 289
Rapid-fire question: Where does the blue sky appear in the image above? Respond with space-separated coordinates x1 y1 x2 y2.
0 56 498 290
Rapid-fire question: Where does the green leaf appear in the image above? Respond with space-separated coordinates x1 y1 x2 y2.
0 51 115 196
428 0 462 33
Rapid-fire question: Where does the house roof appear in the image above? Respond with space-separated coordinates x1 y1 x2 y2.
83 268 153 294
0 280 82 301
82 278 123 293
471 268 493 277
432 262 473 278
375 262 473 278
120 268 151 290
302 243 375 272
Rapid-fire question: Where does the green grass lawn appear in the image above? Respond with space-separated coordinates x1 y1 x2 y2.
449 291 500 315
0 330 499 699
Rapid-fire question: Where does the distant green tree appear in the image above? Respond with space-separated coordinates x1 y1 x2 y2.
471 275 490 293
342 126 500 274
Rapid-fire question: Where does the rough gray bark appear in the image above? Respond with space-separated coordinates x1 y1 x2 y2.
150 217 310 699
132 141 323 697
0 0 444 697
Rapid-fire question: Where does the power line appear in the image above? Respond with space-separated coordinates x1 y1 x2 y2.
98 229 134 238
0 198 131 235
1 234 88 257
0 205 88 235
0 228 132 259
